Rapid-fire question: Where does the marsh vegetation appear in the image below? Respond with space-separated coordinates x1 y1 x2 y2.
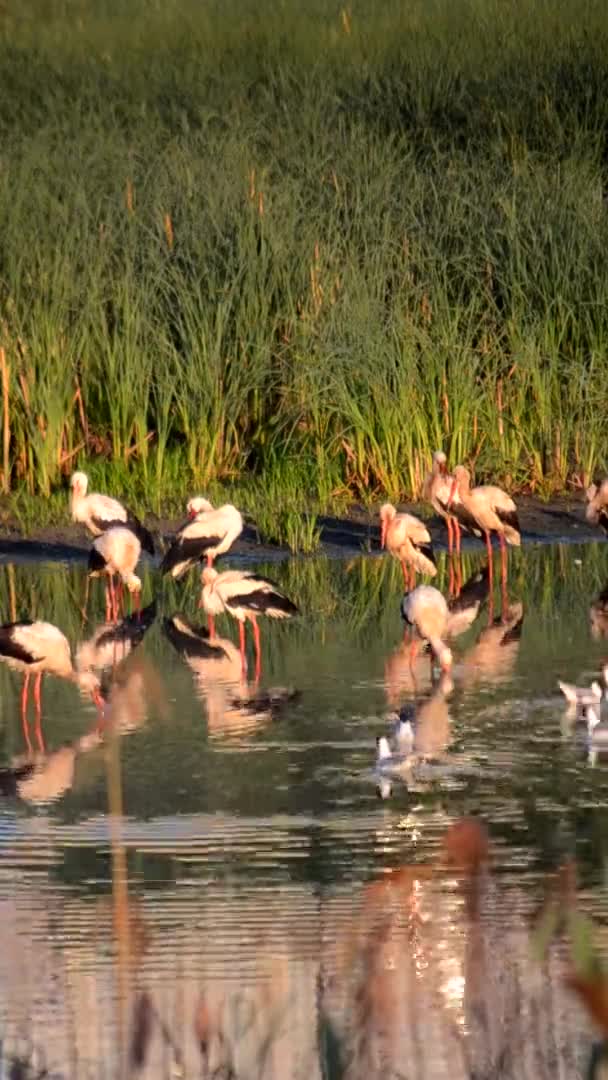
1 0 607 542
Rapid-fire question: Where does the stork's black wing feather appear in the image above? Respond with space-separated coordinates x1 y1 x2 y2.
88 547 107 574
0 763 36 797
90 515 129 535
126 514 155 556
495 506 520 533
160 535 222 576
227 588 299 617
415 542 435 565
0 622 37 665
598 508 608 536
162 615 230 660
450 503 482 536
448 566 490 613
95 603 157 650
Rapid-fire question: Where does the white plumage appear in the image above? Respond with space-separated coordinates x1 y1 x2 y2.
380 503 436 588
0 620 102 751
401 585 453 671
200 567 298 679
161 503 243 578
70 471 155 554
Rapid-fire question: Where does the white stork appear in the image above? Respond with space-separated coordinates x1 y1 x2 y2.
379 503 436 589
70 471 155 555
200 567 298 680
88 526 143 620
0 621 103 753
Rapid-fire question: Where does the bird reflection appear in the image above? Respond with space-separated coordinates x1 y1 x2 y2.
76 602 157 683
446 565 490 640
0 727 102 806
590 584 608 640
460 602 524 688
163 613 298 738
384 568 488 706
377 672 455 797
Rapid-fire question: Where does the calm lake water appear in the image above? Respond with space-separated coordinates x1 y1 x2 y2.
0 541 608 1078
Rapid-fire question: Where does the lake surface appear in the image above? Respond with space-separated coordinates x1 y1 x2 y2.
0 542 608 1077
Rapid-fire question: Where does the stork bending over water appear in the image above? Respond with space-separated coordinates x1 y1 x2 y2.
401 585 453 676
88 526 143 621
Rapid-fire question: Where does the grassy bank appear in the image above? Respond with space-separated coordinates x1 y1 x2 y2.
1 0 608 544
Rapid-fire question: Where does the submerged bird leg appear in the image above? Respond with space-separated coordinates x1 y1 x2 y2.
33 672 45 753
251 616 262 682
21 673 32 756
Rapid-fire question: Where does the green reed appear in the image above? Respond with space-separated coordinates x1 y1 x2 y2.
1 0 608 528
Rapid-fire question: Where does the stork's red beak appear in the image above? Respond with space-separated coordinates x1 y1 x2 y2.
188 508 197 520
447 477 458 510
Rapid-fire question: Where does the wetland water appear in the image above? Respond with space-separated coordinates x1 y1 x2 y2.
1 542 608 1076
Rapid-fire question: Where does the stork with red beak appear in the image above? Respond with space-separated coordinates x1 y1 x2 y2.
379 504 436 589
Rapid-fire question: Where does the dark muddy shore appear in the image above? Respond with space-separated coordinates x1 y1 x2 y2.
0 494 602 565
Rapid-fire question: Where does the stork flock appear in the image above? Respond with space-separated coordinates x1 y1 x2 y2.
3 450 607 758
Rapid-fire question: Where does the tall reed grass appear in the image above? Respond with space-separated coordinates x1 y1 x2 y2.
1 0 608 518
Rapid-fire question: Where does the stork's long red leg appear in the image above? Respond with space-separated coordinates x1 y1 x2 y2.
408 639 419 675
33 672 45 753
21 673 32 755
499 533 509 618
238 621 247 678
251 616 262 682
207 615 216 639
401 560 409 588
446 515 453 558
455 519 462 557
105 582 112 623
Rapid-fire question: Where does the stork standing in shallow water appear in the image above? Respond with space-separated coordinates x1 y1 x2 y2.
200 568 298 680
447 465 520 614
161 502 244 632
0 621 102 753
422 450 472 595
401 585 453 676
88 526 143 621
379 504 436 589
70 471 155 554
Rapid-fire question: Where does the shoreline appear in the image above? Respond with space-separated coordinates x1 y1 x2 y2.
0 494 603 565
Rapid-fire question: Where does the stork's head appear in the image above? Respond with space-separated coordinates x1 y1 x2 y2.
70 471 88 497
433 450 447 475
125 573 142 595
187 496 214 520
379 503 396 548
